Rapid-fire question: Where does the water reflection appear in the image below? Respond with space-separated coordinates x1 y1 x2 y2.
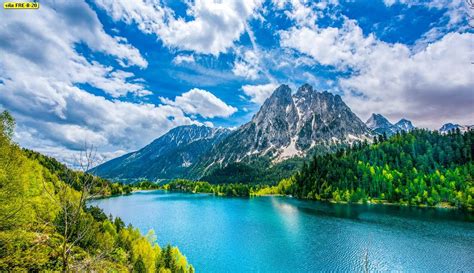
273 196 473 223
270 197 300 234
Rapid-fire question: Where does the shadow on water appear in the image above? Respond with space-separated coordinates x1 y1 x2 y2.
149 191 253 202
270 196 474 223
152 192 213 202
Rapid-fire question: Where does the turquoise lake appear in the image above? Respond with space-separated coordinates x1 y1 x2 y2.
89 190 474 272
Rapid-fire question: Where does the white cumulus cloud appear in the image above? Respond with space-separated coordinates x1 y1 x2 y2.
280 19 376 69
0 0 204 166
279 6 474 129
94 0 264 55
160 88 237 118
340 32 474 128
241 83 279 105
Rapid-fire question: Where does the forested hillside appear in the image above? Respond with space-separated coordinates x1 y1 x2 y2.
0 111 194 272
23 148 134 197
270 129 474 209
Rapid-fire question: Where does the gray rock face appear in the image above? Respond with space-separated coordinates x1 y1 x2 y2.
366 113 392 130
95 84 395 182
292 84 370 152
250 84 297 153
91 125 230 181
201 84 371 169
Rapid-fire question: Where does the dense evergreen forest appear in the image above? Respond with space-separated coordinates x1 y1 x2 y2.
164 129 474 210
264 129 473 209
0 111 194 272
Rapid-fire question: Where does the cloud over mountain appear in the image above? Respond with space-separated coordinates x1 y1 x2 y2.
159 89 237 119
0 0 471 166
279 9 473 128
0 0 233 165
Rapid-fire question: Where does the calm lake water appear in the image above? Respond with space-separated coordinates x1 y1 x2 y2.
89 191 474 272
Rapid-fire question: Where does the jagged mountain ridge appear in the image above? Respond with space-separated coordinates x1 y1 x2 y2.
395 119 415 131
366 113 415 136
91 125 231 182
366 113 397 136
97 84 436 183
195 84 371 175
439 123 473 134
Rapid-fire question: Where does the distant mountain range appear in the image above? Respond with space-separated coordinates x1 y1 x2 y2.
91 125 230 182
365 114 473 136
365 113 415 136
438 123 473 134
91 84 472 183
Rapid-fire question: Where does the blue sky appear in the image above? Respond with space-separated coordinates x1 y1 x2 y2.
0 0 473 165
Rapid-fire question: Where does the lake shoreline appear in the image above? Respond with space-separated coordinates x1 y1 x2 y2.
273 194 473 211
87 187 160 200
103 188 470 212
260 194 464 211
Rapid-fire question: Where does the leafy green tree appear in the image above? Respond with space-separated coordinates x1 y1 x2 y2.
134 256 147 273
0 111 195 272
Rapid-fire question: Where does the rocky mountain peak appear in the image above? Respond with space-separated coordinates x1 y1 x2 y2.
366 114 415 136
268 84 292 102
439 123 473 134
366 113 392 130
439 123 458 132
254 84 294 121
205 83 371 165
92 84 387 183
394 119 415 131
295 83 313 98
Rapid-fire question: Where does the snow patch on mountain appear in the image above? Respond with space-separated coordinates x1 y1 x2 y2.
277 136 300 161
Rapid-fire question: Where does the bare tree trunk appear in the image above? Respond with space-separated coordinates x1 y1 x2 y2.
62 204 68 273
42 142 105 272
